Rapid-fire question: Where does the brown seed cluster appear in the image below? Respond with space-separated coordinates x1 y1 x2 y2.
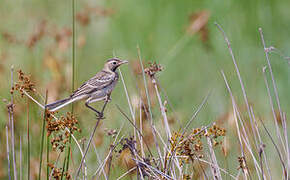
48 163 71 180
104 128 117 137
11 69 36 96
169 124 226 166
144 62 163 78
46 111 81 152
237 156 247 171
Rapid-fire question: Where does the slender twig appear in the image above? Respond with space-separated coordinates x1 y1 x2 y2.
258 116 287 177
258 28 284 134
66 0 77 175
22 90 84 160
115 104 155 158
258 144 265 180
250 106 272 180
46 129 50 180
9 66 17 180
49 152 61 180
75 101 108 179
26 97 30 180
38 90 48 180
221 70 251 179
182 91 211 134
6 125 11 180
92 143 108 180
151 76 171 138
116 167 137 180
133 158 173 180
206 129 222 180
20 136 22 180
137 45 153 123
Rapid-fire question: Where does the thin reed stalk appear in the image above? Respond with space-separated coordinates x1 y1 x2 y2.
6 125 11 180
26 97 30 180
38 91 48 180
46 131 50 180
65 0 77 175
75 101 109 179
20 136 22 180
151 76 171 138
9 66 17 180
205 129 222 179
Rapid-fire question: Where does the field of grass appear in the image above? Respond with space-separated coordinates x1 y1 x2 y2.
0 0 289 179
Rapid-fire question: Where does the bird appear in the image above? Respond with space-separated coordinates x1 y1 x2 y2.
45 58 128 117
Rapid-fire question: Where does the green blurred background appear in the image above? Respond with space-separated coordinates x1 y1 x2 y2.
0 0 289 179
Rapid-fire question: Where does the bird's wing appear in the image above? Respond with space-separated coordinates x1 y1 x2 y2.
71 71 116 98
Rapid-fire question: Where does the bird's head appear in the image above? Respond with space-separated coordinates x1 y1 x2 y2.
103 58 128 72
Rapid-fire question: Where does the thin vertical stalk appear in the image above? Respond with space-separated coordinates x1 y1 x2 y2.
258 28 283 129
9 66 17 180
66 0 76 174
151 77 171 138
6 125 11 180
20 136 22 180
137 45 153 123
27 98 30 180
46 133 50 180
38 91 48 180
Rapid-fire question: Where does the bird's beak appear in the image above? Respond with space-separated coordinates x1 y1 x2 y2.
119 60 128 65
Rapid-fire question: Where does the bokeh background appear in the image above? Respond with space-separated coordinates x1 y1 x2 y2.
0 0 289 179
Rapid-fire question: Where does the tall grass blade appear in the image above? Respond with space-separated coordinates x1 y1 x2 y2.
38 90 48 180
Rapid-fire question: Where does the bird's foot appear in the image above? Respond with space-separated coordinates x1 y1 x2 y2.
96 112 105 119
105 95 111 102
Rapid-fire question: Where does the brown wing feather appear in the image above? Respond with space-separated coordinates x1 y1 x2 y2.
71 71 116 98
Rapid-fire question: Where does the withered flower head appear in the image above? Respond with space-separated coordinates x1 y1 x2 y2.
11 69 36 97
144 62 163 78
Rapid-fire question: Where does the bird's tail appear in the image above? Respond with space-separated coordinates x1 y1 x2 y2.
45 97 75 112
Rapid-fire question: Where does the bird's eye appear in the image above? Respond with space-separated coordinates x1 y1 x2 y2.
112 62 117 65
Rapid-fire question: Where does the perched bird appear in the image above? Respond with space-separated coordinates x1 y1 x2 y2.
45 58 128 116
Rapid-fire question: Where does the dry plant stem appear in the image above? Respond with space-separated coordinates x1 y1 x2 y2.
94 134 124 178
38 91 48 180
221 71 251 179
182 91 211 134
9 66 17 180
115 104 155 157
137 45 153 123
6 126 11 180
26 98 30 180
250 106 272 180
151 77 172 138
262 67 287 154
66 0 76 174
92 143 108 180
49 152 61 180
258 115 287 177
20 136 22 180
21 90 85 158
205 129 222 180
259 28 284 135
258 144 265 180
46 134 49 180
282 112 290 180
133 158 173 180
116 167 137 180
75 100 108 179
119 69 137 141
139 100 145 158
215 23 258 150
156 79 182 127
191 157 237 180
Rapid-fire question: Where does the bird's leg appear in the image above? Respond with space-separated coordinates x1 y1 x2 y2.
98 95 110 118
85 102 104 118
104 94 111 102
